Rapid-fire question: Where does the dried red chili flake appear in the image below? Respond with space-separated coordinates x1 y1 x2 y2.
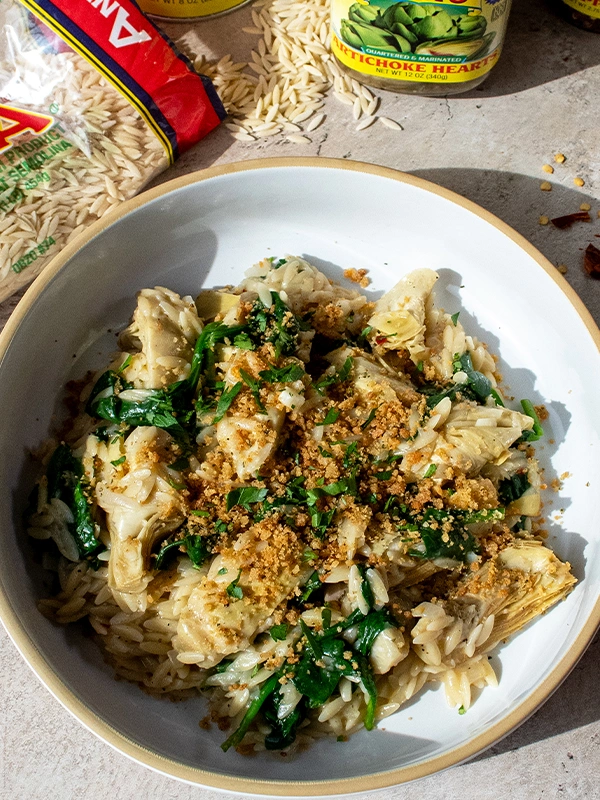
375 336 389 345
584 243 600 278
550 211 592 229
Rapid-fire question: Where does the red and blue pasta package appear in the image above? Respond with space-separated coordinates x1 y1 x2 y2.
0 0 225 300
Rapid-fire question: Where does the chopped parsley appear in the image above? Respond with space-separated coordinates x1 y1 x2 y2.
361 408 377 429
314 356 353 394
239 369 266 413
259 362 305 383
318 408 340 426
212 382 243 423
226 486 269 512
245 291 303 359
226 570 243 600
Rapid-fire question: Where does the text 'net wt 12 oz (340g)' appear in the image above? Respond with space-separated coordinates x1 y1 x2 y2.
0 0 225 302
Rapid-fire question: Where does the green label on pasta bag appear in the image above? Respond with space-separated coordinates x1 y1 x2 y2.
0 108 71 273
331 0 513 84
561 0 600 18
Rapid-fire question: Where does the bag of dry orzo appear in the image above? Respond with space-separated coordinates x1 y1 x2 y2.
0 0 225 301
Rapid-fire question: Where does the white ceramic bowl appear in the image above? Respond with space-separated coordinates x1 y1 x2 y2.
1 158 599 796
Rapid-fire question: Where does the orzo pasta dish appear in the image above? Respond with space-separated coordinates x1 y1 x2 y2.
28 256 576 754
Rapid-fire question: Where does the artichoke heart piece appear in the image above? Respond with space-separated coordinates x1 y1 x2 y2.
195 290 240 320
175 521 308 668
368 268 438 362
119 287 203 389
452 540 576 652
97 426 186 598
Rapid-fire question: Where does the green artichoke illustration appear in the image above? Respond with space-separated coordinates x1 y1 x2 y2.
340 2 492 59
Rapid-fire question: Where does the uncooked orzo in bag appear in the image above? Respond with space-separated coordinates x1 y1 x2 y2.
0 0 225 301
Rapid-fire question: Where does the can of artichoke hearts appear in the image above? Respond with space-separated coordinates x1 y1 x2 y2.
331 0 513 95
554 0 600 32
137 0 251 21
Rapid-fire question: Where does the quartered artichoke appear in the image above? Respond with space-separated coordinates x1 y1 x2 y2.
340 2 492 59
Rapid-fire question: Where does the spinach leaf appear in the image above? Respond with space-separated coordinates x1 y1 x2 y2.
86 321 245 435
519 399 544 441
292 638 349 708
453 352 493 403
356 653 378 731
155 532 217 570
498 472 531 505
270 624 289 641
356 564 374 610
45 444 102 560
405 507 480 562
262 689 307 750
422 352 501 409
291 618 379 731
299 570 322 603
221 673 280 752
354 608 395 656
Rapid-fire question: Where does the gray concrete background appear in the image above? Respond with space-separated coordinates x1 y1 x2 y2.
1 0 599 797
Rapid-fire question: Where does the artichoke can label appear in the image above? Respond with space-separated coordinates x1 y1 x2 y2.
561 0 600 18
331 0 513 84
137 0 250 20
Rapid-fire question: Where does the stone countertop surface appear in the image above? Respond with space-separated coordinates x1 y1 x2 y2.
1 0 599 797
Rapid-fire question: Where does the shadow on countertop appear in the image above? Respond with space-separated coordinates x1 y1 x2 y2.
426 0 600 99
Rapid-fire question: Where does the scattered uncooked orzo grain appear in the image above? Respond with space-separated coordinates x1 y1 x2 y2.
180 0 401 144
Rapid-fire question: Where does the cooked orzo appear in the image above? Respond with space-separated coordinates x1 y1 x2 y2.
28 256 576 754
